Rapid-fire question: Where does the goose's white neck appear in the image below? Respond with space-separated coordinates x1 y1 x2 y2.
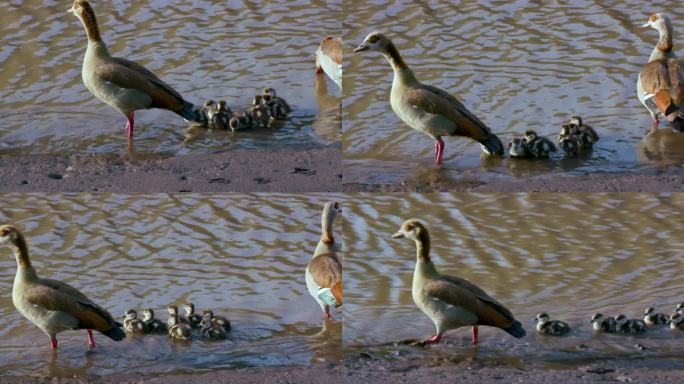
649 25 675 62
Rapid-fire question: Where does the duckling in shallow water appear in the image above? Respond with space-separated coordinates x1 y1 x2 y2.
570 116 599 147
558 124 581 157
523 130 557 158
670 313 684 330
615 314 647 334
123 309 147 334
262 88 291 119
590 313 616 333
212 101 231 130
229 111 254 132
202 100 217 124
142 308 166 334
167 305 188 329
168 311 191 341
202 309 231 333
676 302 684 315
644 307 669 326
250 95 271 128
534 312 570 336
183 303 203 328
200 313 228 340
507 137 529 158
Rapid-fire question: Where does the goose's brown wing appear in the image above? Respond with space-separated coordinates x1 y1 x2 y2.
423 276 516 328
94 58 186 112
403 84 493 141
308 253 343 305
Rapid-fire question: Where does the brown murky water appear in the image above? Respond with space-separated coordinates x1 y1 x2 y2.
0 1 341 157
344 193 684 368
0 193 342 377
343 0 684 188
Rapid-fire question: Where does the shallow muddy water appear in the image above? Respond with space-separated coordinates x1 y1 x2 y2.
343 0 684 188
0 193 342 377
344 193 684 368
0 1 341 157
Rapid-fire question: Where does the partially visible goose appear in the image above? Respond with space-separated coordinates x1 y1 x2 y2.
353 32 504 165
68 0 199 138
0 225 125 350
316 36 342 90
392 219 525 344
305 202 343 320
638 13 684 131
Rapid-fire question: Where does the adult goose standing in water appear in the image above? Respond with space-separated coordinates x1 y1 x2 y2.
353 32 504 165
316 36 342 90
0 225 125 350
638 13 684 132
392 219 525 345
68 0 199 138
305 202 343 320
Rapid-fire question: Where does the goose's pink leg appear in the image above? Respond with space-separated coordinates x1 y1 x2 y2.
50 336 58 350
87 329 96 349
472 326 478 345
126 112 135 138
652 117 659 130
422 334 442 344
323 308 331 320
435 138 445 165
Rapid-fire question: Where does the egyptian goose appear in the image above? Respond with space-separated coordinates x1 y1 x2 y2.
353 32 504 165
677 302 684 315
558 124 581 157
305 202 343 320
670 313 684 330
615 314 647 334
123 309 147 334
643 307 669 326
68 0 199 138
167 309 191 341
200 313 228 340
316 37 342 90
391 219 525 345
141 308 166 333
202 309 231 333
534 312 570 336
638 13 684 131
183 303 203 328
262 88 292 120
507 137 529 158
250 96 272 128
0 225 125 350
590 313 616 333
522 130 557 158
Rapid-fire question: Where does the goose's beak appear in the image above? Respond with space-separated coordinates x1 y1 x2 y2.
391 231 404 239
642 22 650 28
353 42 369 53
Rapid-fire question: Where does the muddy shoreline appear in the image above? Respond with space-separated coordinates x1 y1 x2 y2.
2 359 683 384
0 145 341 193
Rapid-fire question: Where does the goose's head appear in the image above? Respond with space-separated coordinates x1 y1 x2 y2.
184 302 195 315
642 13 672 34
142 308 154 321
534 312 550 322
167 304 178 316
0 225 21 246
644 307 656 316
217 100 228 112
570 116 583 126
615 314 627 326
354 31 390 54
203 309 214 318
124 309 138 320
508 137 527 157
229 116 242 131
204 100 215 108
590 313 604 324
263 88 276 98
392 219 428 241
323 201 342 223
252 95 264 106
200 313 213 327
671 312 683 325
677 302 684 313
523 130 538 144
67 0 93 19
